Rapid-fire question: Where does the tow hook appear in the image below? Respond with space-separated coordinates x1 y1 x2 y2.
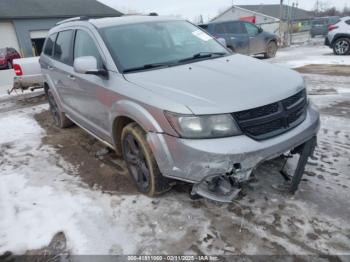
191 175 241 203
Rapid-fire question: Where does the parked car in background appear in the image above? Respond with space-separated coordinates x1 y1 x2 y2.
310 16 340 38
7 57 44 94
199 21 278 58
40 16 319 202
325 16 350 55
0 47 21 70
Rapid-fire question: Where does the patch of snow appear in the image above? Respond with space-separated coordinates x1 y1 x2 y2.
271 44 350 68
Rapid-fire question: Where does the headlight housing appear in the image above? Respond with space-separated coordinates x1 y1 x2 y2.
165 112 242 139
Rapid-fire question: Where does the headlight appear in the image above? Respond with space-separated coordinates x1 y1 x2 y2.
165 112 242 139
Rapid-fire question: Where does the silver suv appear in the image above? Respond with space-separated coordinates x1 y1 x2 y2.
325 16 350 55
40 16 320 202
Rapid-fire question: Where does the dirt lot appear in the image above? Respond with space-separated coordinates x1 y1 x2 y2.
0 46 349 257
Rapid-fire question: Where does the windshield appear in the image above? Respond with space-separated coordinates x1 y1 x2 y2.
100 20 229 73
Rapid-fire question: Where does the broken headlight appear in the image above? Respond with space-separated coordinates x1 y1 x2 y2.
165 112 242 139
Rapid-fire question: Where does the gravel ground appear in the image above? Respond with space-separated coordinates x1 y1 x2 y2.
0 44 349 257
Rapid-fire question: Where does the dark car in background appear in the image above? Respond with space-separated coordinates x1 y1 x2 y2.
0 47 21 70
199 20 278 58
310 16 340 38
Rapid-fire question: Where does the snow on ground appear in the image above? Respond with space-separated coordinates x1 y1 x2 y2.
0 105 212 255
271 41 350 68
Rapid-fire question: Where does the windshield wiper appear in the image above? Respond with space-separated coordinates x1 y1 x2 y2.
123 62 176 73
178 52 227 63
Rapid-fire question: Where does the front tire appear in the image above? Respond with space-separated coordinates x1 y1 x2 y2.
47 89 73 128
121 122 171 196
333 38 350 55
264 41 278 58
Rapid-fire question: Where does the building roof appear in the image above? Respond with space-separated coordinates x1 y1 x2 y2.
237 4 312 21
0 0 122 19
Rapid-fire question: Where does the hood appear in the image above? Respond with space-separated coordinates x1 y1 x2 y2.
124 54 304 115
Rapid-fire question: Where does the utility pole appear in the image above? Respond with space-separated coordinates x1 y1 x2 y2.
279 0 284 46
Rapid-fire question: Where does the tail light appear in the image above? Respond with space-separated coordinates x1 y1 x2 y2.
13 64 23 76
328 25 338 32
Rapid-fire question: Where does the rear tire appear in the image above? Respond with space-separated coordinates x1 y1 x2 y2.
121 122 171 196
264 41 278 58
333 38 350 55
47 89 73 128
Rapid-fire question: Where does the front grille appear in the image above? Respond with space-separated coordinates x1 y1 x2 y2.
233 89 307 140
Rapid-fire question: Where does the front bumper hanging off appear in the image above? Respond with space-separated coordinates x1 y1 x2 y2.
190 136 317 203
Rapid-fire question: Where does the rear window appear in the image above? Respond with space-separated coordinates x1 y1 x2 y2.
54 30 74 65
43 33 57 56
0 49 5 56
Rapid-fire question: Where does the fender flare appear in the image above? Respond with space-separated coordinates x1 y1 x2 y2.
110 99 164 135
331 33 350 46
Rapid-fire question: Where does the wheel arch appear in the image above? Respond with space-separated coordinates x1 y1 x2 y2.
331 33 350 47
110 100 165 156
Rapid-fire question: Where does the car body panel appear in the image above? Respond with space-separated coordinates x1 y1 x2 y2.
125 54 303 115
10 57 44 92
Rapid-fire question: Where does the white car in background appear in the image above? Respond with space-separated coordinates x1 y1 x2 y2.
8 57 44 94
325 16 350 55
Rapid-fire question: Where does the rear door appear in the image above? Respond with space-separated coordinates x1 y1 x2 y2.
225 21 249 54
51 30 76 111
244 22 265 55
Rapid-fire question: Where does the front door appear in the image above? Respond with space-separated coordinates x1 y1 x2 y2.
244 22 265 55
70 29 110 140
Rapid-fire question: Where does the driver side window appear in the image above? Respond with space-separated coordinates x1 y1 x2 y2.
74 30 103 68
244 22 259 36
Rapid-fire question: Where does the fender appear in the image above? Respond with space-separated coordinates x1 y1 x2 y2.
331 33 350 46
43 74 65 112
109 99 164 134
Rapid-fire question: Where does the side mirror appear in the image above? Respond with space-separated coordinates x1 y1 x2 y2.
73 56 107 76
217 37 227 47
258 26 263 33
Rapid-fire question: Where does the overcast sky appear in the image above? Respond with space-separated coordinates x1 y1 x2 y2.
99 0 349 22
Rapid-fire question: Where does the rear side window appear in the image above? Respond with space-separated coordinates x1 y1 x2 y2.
214 23 227 34
43 33 57 56
54 30 74 65
226 22 246 34
74 30 103 68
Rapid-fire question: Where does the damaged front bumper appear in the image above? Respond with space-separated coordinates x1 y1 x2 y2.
147 103 320 201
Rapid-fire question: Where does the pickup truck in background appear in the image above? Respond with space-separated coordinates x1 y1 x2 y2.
8 57 44 94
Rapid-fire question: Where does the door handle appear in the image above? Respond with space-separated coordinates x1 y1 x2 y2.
48 66 54 70
67 75 76 81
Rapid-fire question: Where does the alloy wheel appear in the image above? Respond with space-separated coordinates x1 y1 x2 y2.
123 134 150 191
335 40 350 55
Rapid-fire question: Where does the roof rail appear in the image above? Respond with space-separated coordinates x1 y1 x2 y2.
56 16 90 25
